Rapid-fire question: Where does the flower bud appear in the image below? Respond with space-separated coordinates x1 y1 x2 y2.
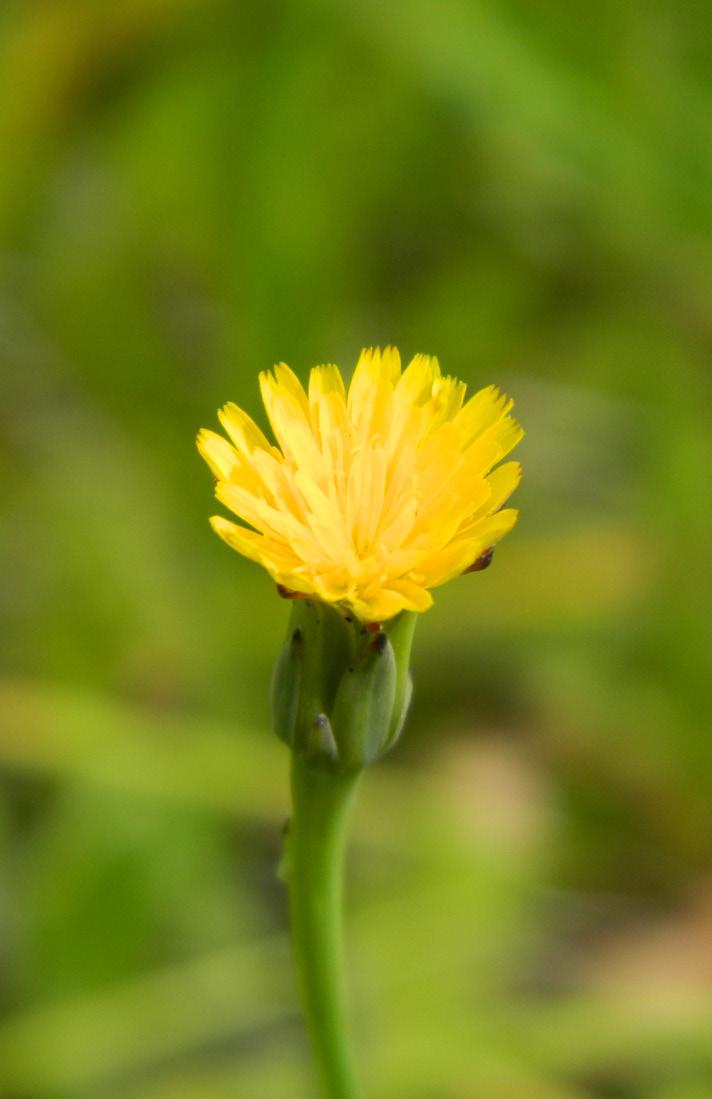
330 632 396 769
271 599 417 771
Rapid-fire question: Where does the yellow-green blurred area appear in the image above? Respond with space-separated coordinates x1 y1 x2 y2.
1 1 711 1096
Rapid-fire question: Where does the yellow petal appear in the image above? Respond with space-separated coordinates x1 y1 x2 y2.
475 414 525 466
384 579 434 612
196 429 239 480
484 461 522 511
210 515 299 572
347 347 400 442
456 385 512 446
264 362 310 414
415 539 482 589
396 354 440 404
218 403 276 459
469 507 519 547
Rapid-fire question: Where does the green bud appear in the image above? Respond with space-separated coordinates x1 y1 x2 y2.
271 599 417 772
330 632 397 769
304 714 339 766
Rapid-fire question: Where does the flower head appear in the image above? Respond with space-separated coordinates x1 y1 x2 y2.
198 347 523 622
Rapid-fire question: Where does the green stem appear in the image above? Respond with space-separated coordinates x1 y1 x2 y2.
287 753 363 1099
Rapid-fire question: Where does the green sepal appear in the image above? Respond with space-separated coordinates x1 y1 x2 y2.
387 673 413 749
330 632 397 769
291 600 354 719
382 610 417 749
271 625 304 747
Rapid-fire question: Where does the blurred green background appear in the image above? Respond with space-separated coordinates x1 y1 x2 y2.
1 1 711 1096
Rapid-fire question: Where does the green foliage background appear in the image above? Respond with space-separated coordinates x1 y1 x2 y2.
1 2 711 1096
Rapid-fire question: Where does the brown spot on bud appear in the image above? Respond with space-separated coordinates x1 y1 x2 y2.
365 621 382 633
368 632 389 654
276 584 310 600
464 546 495 574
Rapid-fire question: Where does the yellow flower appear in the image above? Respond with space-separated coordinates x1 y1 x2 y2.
198 347 523 623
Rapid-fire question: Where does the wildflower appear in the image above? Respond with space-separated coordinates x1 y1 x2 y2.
198 347 522 623
198 351 526 1095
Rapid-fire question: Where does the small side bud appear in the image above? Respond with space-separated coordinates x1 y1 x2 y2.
303 714 339 767
330 632 397 769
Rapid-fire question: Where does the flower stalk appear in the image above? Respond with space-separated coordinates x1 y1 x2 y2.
286 754 362 1099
